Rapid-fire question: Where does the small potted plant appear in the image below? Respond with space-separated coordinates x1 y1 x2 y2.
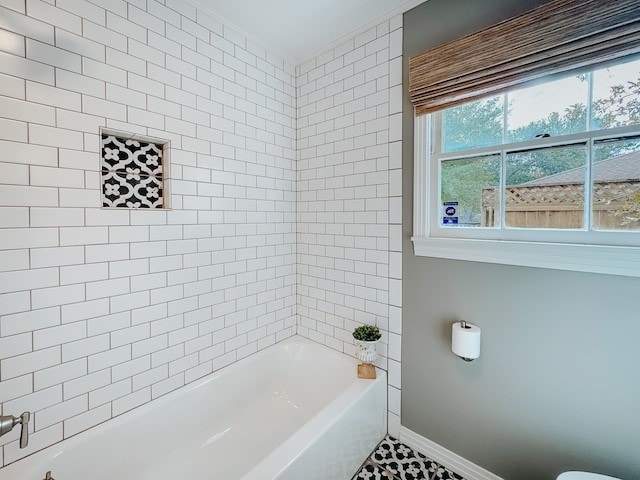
352 324 381 366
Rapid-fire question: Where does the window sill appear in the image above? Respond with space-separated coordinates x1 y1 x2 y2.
411 236 640 277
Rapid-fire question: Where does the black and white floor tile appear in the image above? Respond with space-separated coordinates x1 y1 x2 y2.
353 436 465 480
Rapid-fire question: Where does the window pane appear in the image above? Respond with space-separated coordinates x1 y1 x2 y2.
442 97 503 152
592 138 640 231
505 146 587 229
508 75 588 143
440 155 501 227
592 57 640 130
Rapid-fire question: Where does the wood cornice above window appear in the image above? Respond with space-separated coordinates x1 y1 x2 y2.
408 0 640 116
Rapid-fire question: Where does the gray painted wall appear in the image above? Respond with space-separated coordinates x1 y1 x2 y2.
401 2 640 479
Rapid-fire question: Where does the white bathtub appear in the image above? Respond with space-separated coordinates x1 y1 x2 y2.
0 336 387 480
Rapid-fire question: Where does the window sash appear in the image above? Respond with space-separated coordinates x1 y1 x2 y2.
428 118 640 246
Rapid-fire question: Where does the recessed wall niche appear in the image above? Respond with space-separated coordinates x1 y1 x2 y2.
100 129 170 209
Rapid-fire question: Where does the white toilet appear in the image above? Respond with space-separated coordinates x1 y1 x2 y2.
557 472 622 480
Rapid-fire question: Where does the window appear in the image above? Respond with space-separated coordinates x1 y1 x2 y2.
433 58 640 242
412 57 640 277
408 0 640 276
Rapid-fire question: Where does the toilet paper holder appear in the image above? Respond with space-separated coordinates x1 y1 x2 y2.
452 320 481 362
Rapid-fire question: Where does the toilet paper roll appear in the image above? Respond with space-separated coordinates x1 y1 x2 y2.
452 321 481 360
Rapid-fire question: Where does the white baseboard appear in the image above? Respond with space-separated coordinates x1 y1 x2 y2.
399 426 504 480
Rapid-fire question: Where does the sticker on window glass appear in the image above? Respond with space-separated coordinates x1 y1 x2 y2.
443 201 459 225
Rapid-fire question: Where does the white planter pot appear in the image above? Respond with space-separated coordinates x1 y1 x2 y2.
354 340 379 364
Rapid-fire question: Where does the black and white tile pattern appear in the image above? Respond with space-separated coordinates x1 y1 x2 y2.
353 436 465 480
101 133 165 208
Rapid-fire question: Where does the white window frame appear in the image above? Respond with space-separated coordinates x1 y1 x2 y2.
412 114 640 277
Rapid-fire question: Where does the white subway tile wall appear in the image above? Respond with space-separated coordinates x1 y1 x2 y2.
0 0 402 466
0 0 296 465
296 17 403 437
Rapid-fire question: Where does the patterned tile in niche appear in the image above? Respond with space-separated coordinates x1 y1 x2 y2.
100 132 167 209
101 134 163 178
101 170 163 208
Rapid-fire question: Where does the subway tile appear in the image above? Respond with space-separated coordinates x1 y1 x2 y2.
0 184 58 207
30 165 85 188
36 395 87 430
0 72 25 99
0 139 58 167
26 38 81 72
85 243 129 263
0 267 59 294
132 363 166 391
111 355 149 382
59 187 101 208
85 209 129 227
0 249 29 272
112 387 150 416
110 291 150 314
88 344 130 372
86 312 129 338
62 298 109 324
57 109 106 135
85 277 130 300
151 372 183 399
0 160 28 183
61 334 109 363
57 0 105 26
0 30 25 57
31 246 84 268
0 5 54 44
26 0 81 34
82 19 126 53
32 284 85 310
0 118 28 147
111 323 149 348
34 358 87 391
60 262 109 285
1 346 60 380
0 206 29 228
0 332 32 360
108 226 149 243
1 306 59 337
106 11 146 43
81 57 126 87
131 272 167 293
88 378 130 409
60 227 109 246
63 404 110 438
0 374 32 403
26 81 81 110
106 47 146 76
63 368 109 400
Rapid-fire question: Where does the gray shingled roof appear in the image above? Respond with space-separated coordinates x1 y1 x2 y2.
522 150 640 186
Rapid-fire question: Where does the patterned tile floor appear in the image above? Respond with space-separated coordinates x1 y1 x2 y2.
352 436 465 480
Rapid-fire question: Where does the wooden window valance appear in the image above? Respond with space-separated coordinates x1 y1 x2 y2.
409 0 640 116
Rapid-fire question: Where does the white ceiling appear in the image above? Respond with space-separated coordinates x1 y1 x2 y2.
193 0 427 64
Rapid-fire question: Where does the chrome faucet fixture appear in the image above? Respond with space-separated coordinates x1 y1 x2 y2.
0 412 30 448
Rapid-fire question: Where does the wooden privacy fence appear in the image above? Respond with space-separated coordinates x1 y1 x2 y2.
482 180 640 229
